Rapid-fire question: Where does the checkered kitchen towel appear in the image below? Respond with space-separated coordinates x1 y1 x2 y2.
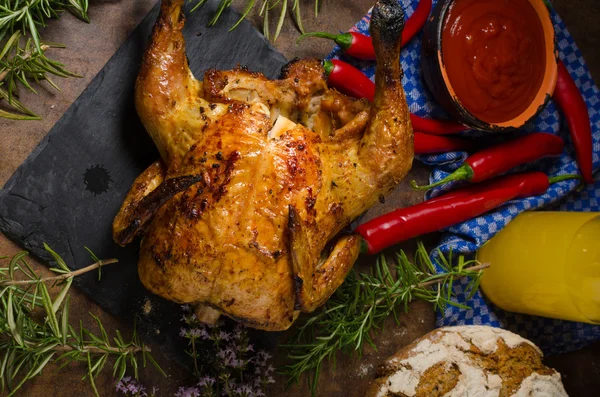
327 0 600 354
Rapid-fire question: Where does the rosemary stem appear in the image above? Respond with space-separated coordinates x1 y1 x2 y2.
417 262 490 289
365 262 490 310
0 46 40 84
52 344 147 354
0 259 119 286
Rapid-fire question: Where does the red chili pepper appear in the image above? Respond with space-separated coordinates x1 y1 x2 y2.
411 132 565 190
298 0 432 60
323 59 467 135
414 132 474 154
299 31 376 60
410 114 467 135
553 61 594 184
402 0 433 49
323 59 375 102
356 172 580 254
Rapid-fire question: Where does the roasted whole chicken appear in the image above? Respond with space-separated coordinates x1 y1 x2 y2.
113 0 413 330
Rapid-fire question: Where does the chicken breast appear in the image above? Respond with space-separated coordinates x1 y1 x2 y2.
113 0 413 331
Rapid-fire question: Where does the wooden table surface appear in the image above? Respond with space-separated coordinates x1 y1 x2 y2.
0 0 599 396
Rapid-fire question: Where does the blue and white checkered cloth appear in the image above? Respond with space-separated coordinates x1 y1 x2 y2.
328 0 600 354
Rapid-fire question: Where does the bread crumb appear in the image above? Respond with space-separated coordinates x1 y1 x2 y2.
394 328 407 338
143 298 152 315
357 363 374 378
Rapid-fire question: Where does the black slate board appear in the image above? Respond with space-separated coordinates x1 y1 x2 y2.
0 0 288 361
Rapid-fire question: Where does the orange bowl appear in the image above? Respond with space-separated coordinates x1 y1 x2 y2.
421 0 558 132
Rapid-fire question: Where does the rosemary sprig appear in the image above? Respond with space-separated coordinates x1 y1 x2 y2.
0 32 79 120
0 0 90 51
281 242 489 395
0 245 164 397
192 0 315 41
0 0 88 120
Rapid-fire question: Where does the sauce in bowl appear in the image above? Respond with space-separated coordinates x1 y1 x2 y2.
441 0 546 124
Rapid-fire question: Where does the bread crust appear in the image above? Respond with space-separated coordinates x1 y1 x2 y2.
366 325 568 397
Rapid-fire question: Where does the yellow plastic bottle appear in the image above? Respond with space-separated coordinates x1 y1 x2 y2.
477 211 600 324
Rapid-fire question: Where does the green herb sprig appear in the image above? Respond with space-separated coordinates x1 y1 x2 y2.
0 31 79 120
282 242 489 395
0 0 89 120
0 244 164 397
191 0 320 41
0 0 89 50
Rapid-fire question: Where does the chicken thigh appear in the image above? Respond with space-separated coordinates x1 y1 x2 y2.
113 0 413 331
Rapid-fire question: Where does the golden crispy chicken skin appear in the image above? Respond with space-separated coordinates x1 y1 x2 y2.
113 0 413 331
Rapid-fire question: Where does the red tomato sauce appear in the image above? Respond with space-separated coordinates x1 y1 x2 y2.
441 0 546 124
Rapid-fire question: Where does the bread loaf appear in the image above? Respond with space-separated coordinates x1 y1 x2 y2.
367 325 568 397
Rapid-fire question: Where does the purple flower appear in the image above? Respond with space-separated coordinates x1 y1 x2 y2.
175 386 201 397
218 331 231 341
181 312 199 325
233 327 243 341
236 384 253 395
115 376 131 393
246 344 254 352
197 375 216 388
181 304 191 312
115 377 147 396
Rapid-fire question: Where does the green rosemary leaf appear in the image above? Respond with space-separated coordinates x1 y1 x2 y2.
16 257 37 281
86 352 100 397
0 89 40 119
43 243 70 272
208 0 232 27
55 351 79 371
88 352 105 377
229 0 256 32
10 351 29 381
28 352 55 378
90 313 109 345
82 328 105 346
60 295 70 345
190 0 210 13
130 351 139 378
51 277 72 314
116 354 127 380
91 354 108 378
268 0 282 11
467 273 482 300
6 289 23 347
67 0 90 22
259 0 269 16
293 0 305 34
6 364 29 397
25 11 40 52
7 251 27 282
28 283 40 311
83 246 101 281
38 282 61 339
79 319 85 348
0 31 19 60
0 349 9 391
114 329 125 347
144 349 166 377
273 0 286 41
